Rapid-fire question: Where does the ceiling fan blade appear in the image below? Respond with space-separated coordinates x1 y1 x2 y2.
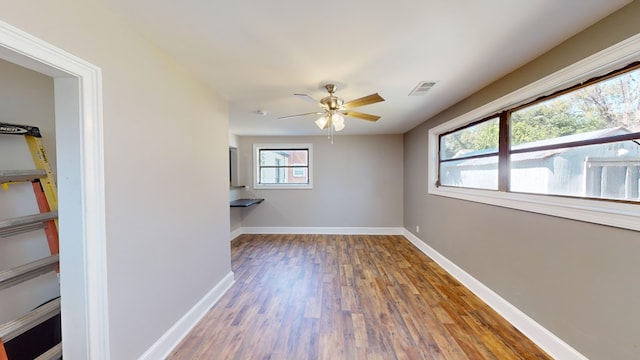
278 111 324 119
294 93 324 107
342 111 380 122
342 93 385 109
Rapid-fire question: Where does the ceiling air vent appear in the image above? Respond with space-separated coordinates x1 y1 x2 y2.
409 81 436 96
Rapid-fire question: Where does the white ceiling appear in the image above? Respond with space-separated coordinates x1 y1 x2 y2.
101 0 631 136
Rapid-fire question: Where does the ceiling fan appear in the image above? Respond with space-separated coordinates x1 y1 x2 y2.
278 84 385 134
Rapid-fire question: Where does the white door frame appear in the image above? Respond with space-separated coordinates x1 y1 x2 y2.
0 21 109 359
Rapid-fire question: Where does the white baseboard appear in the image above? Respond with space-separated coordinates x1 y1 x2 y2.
401 229 587 360
230 227 243 241
238 226 404 235
138 271 235 360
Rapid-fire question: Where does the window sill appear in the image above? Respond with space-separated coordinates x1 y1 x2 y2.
429 186 640 232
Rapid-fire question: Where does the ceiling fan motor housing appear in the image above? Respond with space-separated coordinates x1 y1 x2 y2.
320 95 343 110
320 84 343 110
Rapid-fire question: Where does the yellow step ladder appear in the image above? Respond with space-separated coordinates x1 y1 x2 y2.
0 122 61 360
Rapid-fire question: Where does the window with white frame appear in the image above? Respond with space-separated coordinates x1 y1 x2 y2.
253 144 312 189
429 36 640 232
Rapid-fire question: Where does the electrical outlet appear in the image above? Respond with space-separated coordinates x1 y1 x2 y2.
416 225 420 233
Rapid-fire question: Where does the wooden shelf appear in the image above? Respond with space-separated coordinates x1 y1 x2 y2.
230 198 264 207
0 255 59 291
0 211 58 237
0 297 60 342
0 169 46 184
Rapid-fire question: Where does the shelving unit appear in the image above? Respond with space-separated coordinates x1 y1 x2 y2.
0 122 61 360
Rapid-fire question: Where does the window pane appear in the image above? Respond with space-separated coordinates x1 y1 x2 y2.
288 167 308 183
510 139 640 200
511 67 640 150
292 167 306 178
259 167 287 184
259 149 308 166
440 118 499 160
440 156 498 190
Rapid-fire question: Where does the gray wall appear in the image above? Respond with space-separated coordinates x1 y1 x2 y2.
1 2 232 358
237 135 403 228
229 134 243 233
404 2 640 359
0 59 59 323
0 59 56 176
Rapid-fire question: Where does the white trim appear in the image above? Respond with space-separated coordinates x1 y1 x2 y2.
253 143 314 190
230 227 243 241
239 226 404 235
0 21 109 358
139 272 235 360
428 33 640 232
402 229 588 360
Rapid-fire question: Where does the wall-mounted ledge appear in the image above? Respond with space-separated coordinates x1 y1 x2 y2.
230 198 264 207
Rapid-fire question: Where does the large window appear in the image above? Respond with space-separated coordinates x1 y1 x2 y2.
429 37 640 232
253 144 312 189
439 63 640 201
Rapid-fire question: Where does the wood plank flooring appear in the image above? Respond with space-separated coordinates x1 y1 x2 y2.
168 234 551 359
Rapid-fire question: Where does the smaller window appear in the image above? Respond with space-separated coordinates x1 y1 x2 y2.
253 144 313 189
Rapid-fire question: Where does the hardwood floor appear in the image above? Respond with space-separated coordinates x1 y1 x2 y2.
168 234 551 359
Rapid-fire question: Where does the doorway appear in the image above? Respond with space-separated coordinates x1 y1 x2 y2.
0 21 109 358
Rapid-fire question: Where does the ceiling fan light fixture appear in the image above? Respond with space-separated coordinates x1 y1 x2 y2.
315 116 328 129
331 113 345 131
